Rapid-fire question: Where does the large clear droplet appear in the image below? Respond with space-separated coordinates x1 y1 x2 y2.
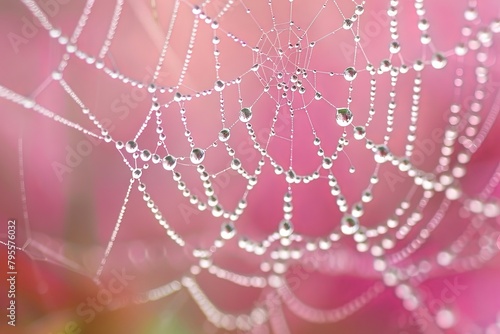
336 108 353 126
218 128 231 142
239 107 252 122
353 126 366 140
140 149 151 161
418 19 429 31
132 168 142 179
214 80 225 92
445 184 462 200
125 140 138 153
190 148 205 164
162 155 177 170
380 59 392 72
344 67 357 81
464 7 478 21
231 158 241 170
343 19 353 30
389 41 401 54
221 222 236 240
279 219 294 237
341 215 359 235
285 169 296 183
322 157 333 169
374 145 391 163
431 53 447 69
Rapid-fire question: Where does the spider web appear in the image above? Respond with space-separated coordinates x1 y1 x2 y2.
1 0 500 333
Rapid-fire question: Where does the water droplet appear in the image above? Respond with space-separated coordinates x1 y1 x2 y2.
218 128 231 142
231 158 241 170
174 92 182 102
399 158 411 172
22 98 35 109
374 145 391 163
336 108 353 126
285 170 296 183
483 201 500 217
437 251 453 266
239 107 252 122
477 29 493 44
341 215 359 235
491 19 500 33
125 140 138 153
132 168 142 179
52 71 63 81
49 28 62 38
147 83 156 93
343 19 354 30
199 257 212 268
431 53 447 69
353 126 366 140
413 60 425 71
464 7 478 21
436 309 456 329
322 157 333 169
380 59 392 72
214 80 225 92
279 220 293 237
352 202 363 217
251 64 259 72
362 190 373 203
140 150 151 161
344 67 357 81
389 41 401 54
418 19 429 31
162 155 177 170
445 185 462 200
192 5 201 14
190 148 205 164
355 5 364 15
151 154 161 164
221 222 236 240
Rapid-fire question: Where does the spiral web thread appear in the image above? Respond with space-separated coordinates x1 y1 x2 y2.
2 0 500 332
